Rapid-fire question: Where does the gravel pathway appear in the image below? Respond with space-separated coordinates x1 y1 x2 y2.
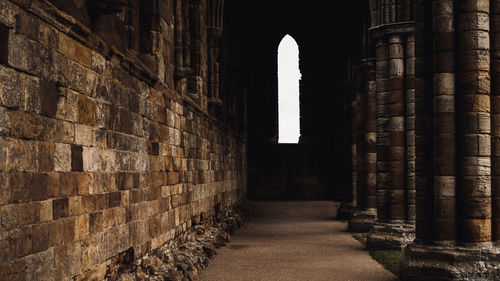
198 201 398 281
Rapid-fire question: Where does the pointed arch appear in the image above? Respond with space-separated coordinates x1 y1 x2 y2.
278 34 301 144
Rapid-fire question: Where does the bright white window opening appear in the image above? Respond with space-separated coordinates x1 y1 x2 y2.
278 34 301 144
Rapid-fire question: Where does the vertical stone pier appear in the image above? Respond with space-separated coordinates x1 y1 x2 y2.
401 0 500 279
367 24 416 250
349 59 378 232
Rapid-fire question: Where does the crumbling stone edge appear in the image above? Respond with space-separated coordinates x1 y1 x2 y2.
104 202 248 281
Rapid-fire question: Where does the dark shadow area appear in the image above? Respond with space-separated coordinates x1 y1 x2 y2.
224 1 370 201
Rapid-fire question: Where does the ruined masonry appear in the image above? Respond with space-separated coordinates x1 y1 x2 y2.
1 0 500 281
0 0 245 280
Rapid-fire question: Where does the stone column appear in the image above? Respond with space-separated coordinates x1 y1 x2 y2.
493 0 500 242
456 0 491 245
349 59 378 232
174 0 185 78
406 35 416 224
339 80 360 220
401 1 500 279
351 88 359 215
433 0 456 242
207 0 224 106
375 37 391 226
367 33 415 250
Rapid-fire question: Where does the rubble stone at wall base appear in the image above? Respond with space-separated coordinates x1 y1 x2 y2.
366 221 415 250
106 204 246 281
348 209 376 233
400 242 500 281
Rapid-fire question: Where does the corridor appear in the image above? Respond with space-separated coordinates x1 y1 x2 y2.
198 202 397 281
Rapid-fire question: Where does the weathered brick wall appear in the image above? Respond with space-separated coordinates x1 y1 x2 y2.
0 0 246 280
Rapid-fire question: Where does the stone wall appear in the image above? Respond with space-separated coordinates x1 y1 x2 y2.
0 0 246 280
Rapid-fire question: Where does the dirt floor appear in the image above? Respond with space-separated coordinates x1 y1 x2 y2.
197 201 398 281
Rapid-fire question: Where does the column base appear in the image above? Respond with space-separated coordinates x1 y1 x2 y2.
337 202 356 220
400 242 500 281
366 221 415 250
348 209 376 233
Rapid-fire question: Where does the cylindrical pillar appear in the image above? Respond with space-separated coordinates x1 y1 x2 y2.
366 62 378 211
401 1 500 280
375 38 391 222
388 34 406 221
406 34 416 224
492 0 500 242
433 0 456 242
367 34 415 250
413 0 435 243
356 80 367 213
349 60 378 232
456 0 491 244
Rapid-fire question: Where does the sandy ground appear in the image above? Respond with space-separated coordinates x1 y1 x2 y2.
197 201 398 281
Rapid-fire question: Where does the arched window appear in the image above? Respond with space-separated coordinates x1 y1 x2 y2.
278 35 301 144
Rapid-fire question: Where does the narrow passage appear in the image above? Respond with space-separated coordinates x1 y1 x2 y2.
198 201 397 281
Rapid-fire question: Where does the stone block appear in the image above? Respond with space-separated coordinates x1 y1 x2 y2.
10 225 33 258
45 172 60 198
76 172 89 195
37 141 54 172
25 248 55 281
0 174 9 205
0 22 8 65
0 204 16 232
39 199 53 223
17 202 38 227
0 1 18 28
59 172 77 197
77 95 96 126
0 65 24 110
75 124 93 146
54 240 82 279
68 196 83 216
54 143 71 172
37 21 58 48
72 144 84 172
39 79 59 118
52 198 69 219
5 139 38 172
80 234 100 272
8 32 49 77
56 88 79 122
108 191 121 208
33 173 49 201
8 111 41 140
9 173 33 203
1 257 26 281
58 33 75 58
75 43 91 68
0 231 10 262
129 219 148 246
463 197 492 219
32 223 49 253
168 172 179 185
75 214 89 239
89 211 105 234
91 51 106 74
462 218 491 242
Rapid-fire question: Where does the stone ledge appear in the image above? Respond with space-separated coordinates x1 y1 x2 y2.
367 221 415 250
369 21 415 38
400 242 500 281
